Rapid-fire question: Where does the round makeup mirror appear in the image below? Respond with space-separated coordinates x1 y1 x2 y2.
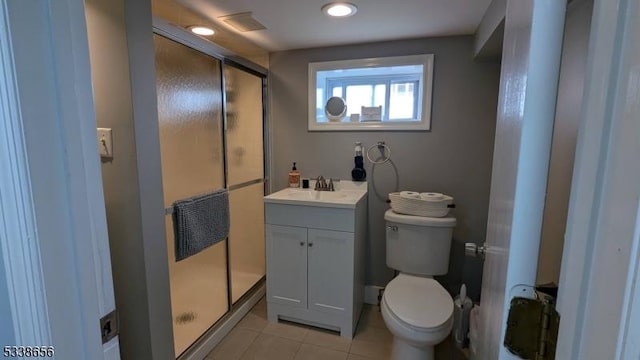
325 96 347 122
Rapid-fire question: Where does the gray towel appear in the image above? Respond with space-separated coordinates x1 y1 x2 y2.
173 189 229 261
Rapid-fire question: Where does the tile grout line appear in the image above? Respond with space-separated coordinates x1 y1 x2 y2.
235 329 259 360
293 327 307 359
218 302 390 360
342 334 354 356
292 340 302 360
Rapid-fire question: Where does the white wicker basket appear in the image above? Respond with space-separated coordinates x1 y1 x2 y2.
388 192 454 217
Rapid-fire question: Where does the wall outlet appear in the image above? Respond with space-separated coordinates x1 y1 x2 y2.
97 128 113 159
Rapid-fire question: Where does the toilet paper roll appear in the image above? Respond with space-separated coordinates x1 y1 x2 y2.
419 192 445 201
399 191 421 199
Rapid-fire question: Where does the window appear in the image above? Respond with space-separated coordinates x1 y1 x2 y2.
308 54 433 131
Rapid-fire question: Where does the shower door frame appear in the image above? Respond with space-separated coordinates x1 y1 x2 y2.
221 58 270 306
153 17 270 359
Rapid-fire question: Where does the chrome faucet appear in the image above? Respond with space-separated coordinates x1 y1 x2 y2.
315 176 326 190
314 176 335 191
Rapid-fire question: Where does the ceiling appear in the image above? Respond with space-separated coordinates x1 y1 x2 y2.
174 0 494 52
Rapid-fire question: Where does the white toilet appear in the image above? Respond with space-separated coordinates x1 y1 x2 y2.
381 209 456 360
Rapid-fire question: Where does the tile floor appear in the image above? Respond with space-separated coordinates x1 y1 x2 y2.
205 297 468 360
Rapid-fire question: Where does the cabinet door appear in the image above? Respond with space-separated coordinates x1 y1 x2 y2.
307 229 354 315
266 224 308 308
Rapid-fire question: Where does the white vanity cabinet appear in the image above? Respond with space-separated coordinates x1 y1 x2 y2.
264 184 367 338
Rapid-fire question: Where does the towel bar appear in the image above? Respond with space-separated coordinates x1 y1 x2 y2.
163 178 265 216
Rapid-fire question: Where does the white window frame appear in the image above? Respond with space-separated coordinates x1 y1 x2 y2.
308 54 434 131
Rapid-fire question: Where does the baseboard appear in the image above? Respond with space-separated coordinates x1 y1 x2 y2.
179 282 266 360
364 285 385 305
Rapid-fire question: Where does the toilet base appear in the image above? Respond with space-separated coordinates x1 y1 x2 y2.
391 337 434 360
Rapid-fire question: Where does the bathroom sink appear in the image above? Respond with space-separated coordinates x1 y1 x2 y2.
286 191 348 201
264 181 367 209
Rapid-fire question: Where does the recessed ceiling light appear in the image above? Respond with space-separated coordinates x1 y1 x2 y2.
322 2 358 18
188 26 215 36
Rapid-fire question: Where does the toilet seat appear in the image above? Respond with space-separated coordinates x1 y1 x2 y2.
383 273 453 331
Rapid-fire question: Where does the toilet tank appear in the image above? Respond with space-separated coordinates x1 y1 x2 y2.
384 209 456 276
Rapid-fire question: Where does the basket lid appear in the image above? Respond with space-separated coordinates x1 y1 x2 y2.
384 209 456 227
420 192 446 201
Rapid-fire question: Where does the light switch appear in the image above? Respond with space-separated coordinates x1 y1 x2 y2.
97 128 113 159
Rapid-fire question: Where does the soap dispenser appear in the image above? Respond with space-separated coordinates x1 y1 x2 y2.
351 142 366 181
288 162 300 188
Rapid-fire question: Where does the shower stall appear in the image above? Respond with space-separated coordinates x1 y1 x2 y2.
153 28 267 357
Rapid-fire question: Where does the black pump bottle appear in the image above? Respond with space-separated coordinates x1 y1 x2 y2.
351 142 366 181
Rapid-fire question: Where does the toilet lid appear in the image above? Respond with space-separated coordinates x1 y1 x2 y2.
384 274 454 329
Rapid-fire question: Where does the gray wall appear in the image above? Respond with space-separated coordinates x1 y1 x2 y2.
269 36 501 300
85 0 174 358
537 0 593 285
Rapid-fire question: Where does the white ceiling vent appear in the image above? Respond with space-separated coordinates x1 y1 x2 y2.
218 12 267 32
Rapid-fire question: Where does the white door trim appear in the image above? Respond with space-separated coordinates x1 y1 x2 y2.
617 204 640 358
475 1 567 358
556 0 640 358
1 0 118 358
0 0 52 348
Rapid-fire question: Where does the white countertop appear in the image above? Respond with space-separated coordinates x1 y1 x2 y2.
264 180 367 209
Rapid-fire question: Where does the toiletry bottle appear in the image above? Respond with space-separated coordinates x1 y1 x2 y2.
355 141 363 157
351 142 366 181
289 162 300 188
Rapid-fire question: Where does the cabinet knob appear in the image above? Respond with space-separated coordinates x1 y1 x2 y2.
300 242 304 246
308 243 313 247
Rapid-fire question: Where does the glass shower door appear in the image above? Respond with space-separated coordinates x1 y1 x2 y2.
224 63 266 303
154 34 229 357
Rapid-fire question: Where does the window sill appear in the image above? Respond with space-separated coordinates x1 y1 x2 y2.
308 119 430 131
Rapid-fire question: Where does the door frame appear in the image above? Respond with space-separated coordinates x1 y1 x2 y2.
1 0 639 359
0 0 52 350
556 0 640 358
0 0 117 358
